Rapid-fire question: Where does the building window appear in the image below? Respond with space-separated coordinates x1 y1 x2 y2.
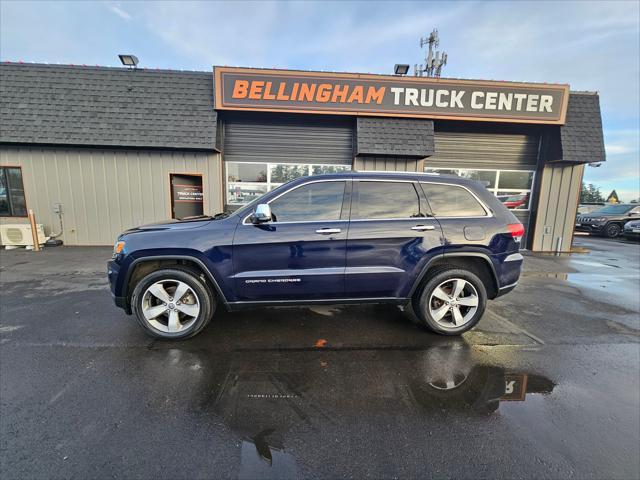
424 167 535 210
226 162 351 206
0 167 27 217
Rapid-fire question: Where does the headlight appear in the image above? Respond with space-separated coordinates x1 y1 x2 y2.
592 217 606 222
113 240 125 256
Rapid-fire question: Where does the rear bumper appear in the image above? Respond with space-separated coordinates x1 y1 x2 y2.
495 281 518 298
493 252 523 298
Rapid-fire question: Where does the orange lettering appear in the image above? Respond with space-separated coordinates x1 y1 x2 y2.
347 86 364 103
331 84 349 103
290 82 300 101
249 81 265 100
299 83 316 102
263 81 276 100
365 86 386 104
316 84 332 102
232 80 249 99
276 82 289 101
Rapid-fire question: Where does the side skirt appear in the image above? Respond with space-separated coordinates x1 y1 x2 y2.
226 297 409 311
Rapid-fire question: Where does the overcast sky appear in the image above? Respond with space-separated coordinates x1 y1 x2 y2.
1 0 638 201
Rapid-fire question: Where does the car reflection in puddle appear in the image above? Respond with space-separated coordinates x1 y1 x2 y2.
145 343 554 477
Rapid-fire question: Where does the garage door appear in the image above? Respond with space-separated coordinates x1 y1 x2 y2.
222 112 354 165
428 131 539 169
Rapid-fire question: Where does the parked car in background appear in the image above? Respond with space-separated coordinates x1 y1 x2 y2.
623 219 640 241
577 203 606 215
108 172 525 340
575 204 640 238
500 193 529 209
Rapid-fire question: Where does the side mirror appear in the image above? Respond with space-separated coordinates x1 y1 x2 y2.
251 203 272 223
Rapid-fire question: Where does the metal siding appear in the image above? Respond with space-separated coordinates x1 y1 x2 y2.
223 113 354 165
428 131 539 169
532 163 583 252
354 156 422 172
0 146 222 245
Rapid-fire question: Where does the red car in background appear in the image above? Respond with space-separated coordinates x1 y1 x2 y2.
499 194 529 209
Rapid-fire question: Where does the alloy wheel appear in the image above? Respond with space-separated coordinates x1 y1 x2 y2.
428 278 479 329
141 279 200 333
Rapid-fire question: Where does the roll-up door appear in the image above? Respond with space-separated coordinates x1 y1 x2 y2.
428 131 540 169
222 112 354 165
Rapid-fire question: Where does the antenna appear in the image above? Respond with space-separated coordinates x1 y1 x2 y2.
415 28 447 78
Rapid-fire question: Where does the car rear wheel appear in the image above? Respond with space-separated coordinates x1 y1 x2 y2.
414 267 487 335
131 268 215 339
604 223 622 238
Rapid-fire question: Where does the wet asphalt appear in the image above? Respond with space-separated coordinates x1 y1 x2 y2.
0 236 639 479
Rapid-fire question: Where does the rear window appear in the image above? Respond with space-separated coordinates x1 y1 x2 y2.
421 183 487 217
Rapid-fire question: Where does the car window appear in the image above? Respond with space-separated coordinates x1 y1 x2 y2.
595 205 633 214
269 181 345 222
354 181 424 219
421 183 487 217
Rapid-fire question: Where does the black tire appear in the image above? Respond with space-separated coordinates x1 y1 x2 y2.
413 267 487 335
131 267 215 340
604 223 622 238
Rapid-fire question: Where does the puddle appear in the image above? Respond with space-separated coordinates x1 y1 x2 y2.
571 259 618 268
522 272 570 280
238 437 298 480
134 344 556 479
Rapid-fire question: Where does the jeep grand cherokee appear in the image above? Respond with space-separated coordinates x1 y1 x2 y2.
108 172 524 339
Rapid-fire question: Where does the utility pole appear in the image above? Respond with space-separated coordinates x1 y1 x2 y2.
415 29 448 78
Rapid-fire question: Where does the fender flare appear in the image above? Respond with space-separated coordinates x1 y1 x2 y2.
123 255 229 307
408 252 499 299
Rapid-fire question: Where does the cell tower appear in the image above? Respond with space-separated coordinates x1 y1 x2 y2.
414 29 448 78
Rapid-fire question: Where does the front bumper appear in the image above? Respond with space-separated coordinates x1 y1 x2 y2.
107 259 130 312
574 223 605 233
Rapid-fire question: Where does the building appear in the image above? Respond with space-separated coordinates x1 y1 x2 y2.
0 62 605 251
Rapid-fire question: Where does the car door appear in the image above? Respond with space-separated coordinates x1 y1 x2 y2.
232 179 351 302
345 179 444 299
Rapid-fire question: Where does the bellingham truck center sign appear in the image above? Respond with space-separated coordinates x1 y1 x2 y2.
214 67 569 125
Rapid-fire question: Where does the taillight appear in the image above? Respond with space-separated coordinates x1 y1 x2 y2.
507 223 525 242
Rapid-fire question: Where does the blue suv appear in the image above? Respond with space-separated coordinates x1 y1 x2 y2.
108 172 524 339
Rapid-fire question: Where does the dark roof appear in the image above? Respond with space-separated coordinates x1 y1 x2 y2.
0 63 218 150
559 92 606 163
356 117 434 157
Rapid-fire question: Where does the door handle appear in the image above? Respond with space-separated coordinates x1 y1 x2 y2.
315 228 341 235
411 225 436 231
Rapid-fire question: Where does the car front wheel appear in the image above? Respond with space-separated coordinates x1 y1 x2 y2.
131 268 215 339
414 267 487 335
604 223 622 238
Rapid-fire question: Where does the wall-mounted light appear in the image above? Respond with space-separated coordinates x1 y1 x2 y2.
118 54 139 69
394 64 410 76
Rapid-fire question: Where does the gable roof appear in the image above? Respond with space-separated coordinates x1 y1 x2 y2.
0 63 218 150
356 117 435 157
560 92 606 163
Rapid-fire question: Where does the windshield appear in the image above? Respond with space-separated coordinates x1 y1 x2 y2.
593 205 633 214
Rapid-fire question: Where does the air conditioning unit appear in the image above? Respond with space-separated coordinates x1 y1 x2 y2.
0 224 49 247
